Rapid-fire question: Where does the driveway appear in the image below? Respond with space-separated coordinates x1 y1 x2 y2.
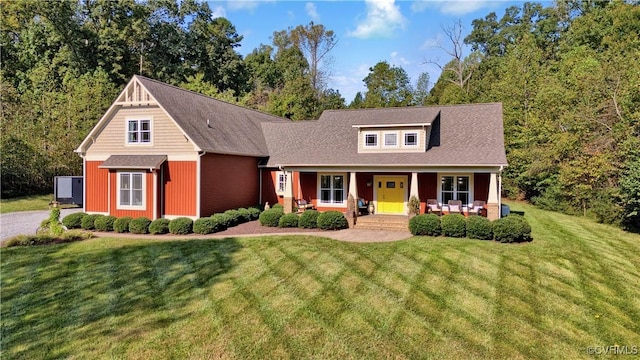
0 208 83 243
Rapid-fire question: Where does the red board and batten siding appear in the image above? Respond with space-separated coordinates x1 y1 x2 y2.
200 153 260 217
109 171 155 218
85 161 109 213
163 161 197 217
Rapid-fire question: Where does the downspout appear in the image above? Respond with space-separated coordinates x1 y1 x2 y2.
196 151 206 218
259 167 263 205
498 165 504 217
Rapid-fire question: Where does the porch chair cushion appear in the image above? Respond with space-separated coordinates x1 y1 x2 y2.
426 199 442 214
447 200 463 214
295 199 314 211
469 200 485 215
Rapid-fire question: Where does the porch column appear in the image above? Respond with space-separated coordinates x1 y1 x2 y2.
349 171 358 200
487 172 500 220
410 172 419 201
283 170 294 214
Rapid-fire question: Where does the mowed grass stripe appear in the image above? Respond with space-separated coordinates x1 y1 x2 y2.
2 202 640 359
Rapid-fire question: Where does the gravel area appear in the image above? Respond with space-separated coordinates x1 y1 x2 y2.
0 208 83 242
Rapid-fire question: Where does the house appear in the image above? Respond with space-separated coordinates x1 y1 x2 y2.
76 75 507 221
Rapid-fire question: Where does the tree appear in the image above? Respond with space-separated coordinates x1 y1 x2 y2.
187 15 248 95
425 20 479 97
273 22 337 93
362 61 413 108
413 72 430 105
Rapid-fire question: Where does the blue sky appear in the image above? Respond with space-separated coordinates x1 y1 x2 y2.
207 0 546 103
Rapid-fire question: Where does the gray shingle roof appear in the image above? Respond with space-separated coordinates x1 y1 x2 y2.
99 155 167 169
262 103 507 167
137 76 287 157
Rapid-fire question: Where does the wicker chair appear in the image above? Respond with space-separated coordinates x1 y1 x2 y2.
426 199 442 215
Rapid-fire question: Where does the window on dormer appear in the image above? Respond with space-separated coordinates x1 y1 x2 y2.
365 133 378 147
404 132 418 146
384 133 397 147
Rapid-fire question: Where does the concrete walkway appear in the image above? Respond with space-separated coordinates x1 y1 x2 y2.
91 228 413 243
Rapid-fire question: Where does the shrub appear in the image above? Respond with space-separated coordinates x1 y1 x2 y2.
247 207 261 220
441 214 466 238
94 215 117 232
237 208 253 223
81 214 100 230
299 210 319 229
169 217 193 235
493 215 532 243
224 209 242 226
278 213 299 228
113 217 132 233
62 212 86 229
259 208 283 227
466 216 493 240
409 214 441 236
317 211 348 230
38 208 65 236
149 218 170 235
271 203 283 210
129 217 151 234
408 195 421 216
211 213 230 230
193 217 220 234
5 230 92 247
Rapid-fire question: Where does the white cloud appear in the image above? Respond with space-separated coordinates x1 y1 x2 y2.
347 0 408 39
420 34 443 50
390 51 411 66
411 0 495 16
329 63 371 103
211 5 227 19
306 2 320 21
227 0 275 12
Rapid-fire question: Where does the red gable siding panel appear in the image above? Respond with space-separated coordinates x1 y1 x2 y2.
85 161 109 213
164 161 197 217
261 169 279 206
418 173 438 213
200 154 259 217
474 173 490 203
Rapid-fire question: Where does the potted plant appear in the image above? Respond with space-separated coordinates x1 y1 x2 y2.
408 195 420 217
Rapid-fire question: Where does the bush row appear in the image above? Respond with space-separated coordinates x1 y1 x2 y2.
409 214 531 243
60 206 263 236
259 209 348 230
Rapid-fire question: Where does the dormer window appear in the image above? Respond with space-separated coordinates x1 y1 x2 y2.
127 119 151 144
355 123 430 153
404 132 418 146
365 133 378 147
384 133 398 147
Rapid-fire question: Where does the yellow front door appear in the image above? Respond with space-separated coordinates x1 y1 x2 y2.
376 176 406 214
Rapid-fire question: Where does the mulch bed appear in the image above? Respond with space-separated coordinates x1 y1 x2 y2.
92 220 321 239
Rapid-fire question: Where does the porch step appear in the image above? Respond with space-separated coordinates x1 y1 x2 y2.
354 215 409 232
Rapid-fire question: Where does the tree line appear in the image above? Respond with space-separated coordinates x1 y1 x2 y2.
426 1 640 231
1 0 638 231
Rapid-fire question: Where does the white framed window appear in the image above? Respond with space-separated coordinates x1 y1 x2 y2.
318 173 346 205
404 132 418 147
439 174 472 206
118 172 145 209
364 132 378 147
275 171 287 195
127 119 151 144
383 132 398 147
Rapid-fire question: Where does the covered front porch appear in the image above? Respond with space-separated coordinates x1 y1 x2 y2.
263 167 503 220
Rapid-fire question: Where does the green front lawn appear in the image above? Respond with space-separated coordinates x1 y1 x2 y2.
2 202 639 359
0 194 78 213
